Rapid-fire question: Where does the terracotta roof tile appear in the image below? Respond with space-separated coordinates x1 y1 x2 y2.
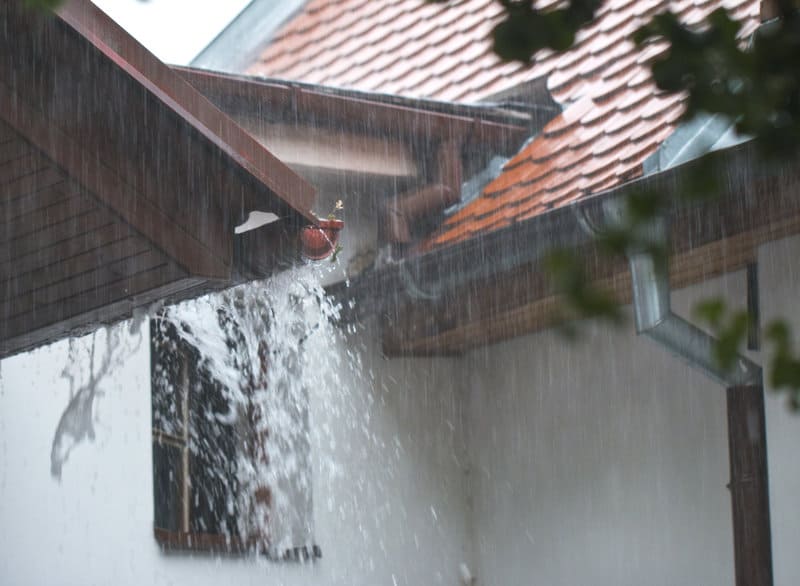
423 0 759 250
250 0 555 103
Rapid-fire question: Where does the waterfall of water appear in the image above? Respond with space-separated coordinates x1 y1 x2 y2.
157 264 348 556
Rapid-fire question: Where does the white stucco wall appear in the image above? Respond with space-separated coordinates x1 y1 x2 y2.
3 236 800 586
0 320 470 586
758 234 800 586
462 237 800 586
463 272 747 586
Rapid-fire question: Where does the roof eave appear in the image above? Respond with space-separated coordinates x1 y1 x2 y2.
330 139 799 326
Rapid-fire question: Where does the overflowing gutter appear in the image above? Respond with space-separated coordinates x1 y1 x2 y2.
328 138 800 328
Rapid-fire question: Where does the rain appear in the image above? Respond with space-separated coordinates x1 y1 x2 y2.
1 1 799 586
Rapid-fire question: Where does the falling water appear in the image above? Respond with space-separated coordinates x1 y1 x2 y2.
151 263 357 557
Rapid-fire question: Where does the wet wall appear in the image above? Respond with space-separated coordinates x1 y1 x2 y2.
464 272 744 586
462 235 800 586
0 319 470 586
2 240 800 586
758 235 800 586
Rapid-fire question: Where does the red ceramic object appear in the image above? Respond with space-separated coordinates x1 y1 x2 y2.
300 218 344 260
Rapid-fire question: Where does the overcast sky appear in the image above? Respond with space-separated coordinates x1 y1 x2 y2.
91 0 251 65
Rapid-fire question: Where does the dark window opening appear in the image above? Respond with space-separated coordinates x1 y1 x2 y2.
150 312 321 560
151 316 255 554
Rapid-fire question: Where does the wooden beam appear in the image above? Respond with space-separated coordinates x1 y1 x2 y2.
173 66 530 149
0 260 187 347
2 235 152 296
727 384 773 586
55 0 317 221
0 219 128 278
2 247 170 319
240 120 417 178
0 191 97 246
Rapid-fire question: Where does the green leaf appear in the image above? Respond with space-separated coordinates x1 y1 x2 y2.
693 298 726 329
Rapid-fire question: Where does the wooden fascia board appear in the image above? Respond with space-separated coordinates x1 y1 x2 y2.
0 81 229 280
382 217 786 355
172 67 530 149
56 0 317 222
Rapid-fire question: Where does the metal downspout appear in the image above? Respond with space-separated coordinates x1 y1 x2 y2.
582 197 772 586
594 198 763 385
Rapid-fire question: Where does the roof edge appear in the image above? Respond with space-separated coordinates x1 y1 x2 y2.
173 66 546 132
56 0 317 222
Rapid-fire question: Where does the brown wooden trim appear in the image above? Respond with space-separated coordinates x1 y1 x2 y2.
0 167 65 205
727 384 773 586
1 236 150 295
0 262 186 345
3 248 170 318
154 527 261 554
382 207 800 355
0 220 130 278
0 192 98 246
0 138 38 166
153 528 322 561
5 207 114 261
0 273 205 359
173 67 530 148
0 180 73 223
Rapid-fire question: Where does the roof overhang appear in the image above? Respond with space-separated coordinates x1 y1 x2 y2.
172 67 535 188
0 0 316 358
329 140 800 355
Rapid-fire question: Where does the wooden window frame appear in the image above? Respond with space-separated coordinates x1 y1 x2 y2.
150 315 322 560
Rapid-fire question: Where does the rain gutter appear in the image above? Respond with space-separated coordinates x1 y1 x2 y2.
328 138 773 321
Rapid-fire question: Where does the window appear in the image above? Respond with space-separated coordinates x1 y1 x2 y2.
150 312 320 560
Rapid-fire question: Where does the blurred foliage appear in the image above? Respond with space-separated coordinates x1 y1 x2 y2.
693 297 750 372
635 4 800 158
765 321 800 410
694 298 800 410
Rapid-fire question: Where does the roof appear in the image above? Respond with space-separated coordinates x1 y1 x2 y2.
424 0 760 250
248 0 760 252
248 0 566 102
191 0 308 73
0 0 316 358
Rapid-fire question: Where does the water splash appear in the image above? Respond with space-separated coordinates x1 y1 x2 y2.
156 263 350 555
